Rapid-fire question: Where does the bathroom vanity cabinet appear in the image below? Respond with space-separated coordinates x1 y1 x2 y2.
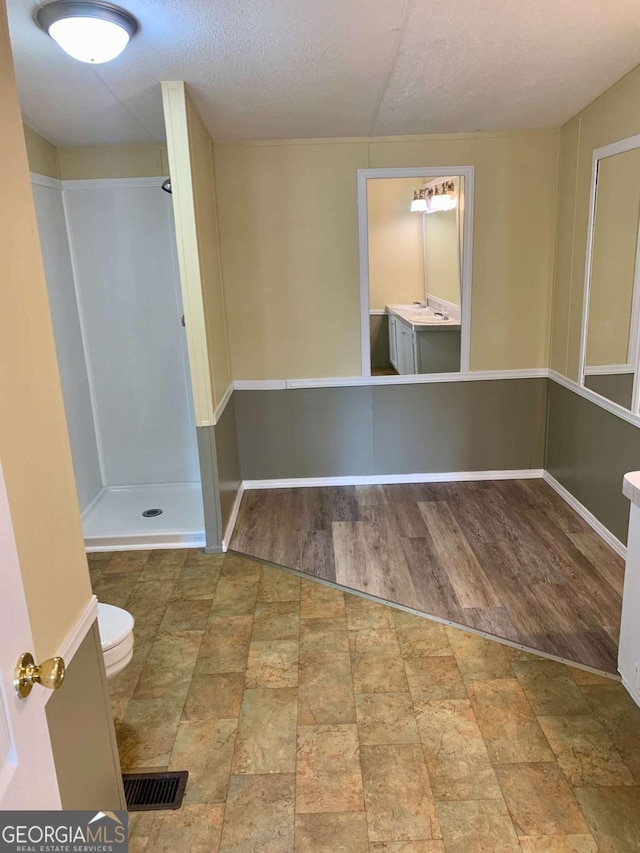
388 312 461 375
389 313 415 375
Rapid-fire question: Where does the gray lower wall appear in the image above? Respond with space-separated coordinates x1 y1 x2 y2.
234 378 546 480
46 621 125 810
222 374 639 550
584 373 634 410
196 395 243 551
215 393 242 534
197 425 223 552
370 315 390 367
546 379 635 544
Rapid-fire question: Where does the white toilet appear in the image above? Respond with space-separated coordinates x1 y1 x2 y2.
98 603 135 679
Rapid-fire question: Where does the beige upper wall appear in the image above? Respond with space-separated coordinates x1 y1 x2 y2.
215 130 560 378
24 124 169 181
367 177 425 311
2 3 91 656
57 143 169 180
215 140 369 379
549 117 581 375
23 128 170 181
23 124 59 179
424 208 460 307
550 62 640 380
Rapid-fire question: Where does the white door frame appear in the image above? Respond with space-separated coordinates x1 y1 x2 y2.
577 133 640 412
357 166 475 377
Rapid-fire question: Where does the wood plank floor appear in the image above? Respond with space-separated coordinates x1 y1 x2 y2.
230 479 625 673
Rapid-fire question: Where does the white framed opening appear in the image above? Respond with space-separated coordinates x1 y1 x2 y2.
357 166 474 378
578 133 640 414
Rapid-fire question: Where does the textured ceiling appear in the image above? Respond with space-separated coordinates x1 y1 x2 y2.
7 0 640 146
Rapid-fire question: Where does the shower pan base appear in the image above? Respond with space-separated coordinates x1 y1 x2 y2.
83 482 206 552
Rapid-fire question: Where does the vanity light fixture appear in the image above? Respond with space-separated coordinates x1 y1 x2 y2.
36 1 138 64
425 180 457 213
410 189 428 212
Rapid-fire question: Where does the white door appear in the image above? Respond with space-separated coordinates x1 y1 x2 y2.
0 461 61 809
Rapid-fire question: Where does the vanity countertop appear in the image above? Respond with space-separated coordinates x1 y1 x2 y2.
386 304 461 331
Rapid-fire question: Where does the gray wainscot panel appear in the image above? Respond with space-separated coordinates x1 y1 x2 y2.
370 315 390 368
235 386 375 480
197 425 223 552
234 389 297 481
214 393 242 532
372 379 546 474
584 373 634 410
290 387 375 478
46 621 125 810
546 379 637 544
235 379 545 481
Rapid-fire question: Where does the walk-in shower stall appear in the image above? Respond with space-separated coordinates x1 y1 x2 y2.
32 173 204 550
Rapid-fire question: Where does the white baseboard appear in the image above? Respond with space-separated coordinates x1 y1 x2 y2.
542 471 626 558
240 468 627 563
85 535 205 552
243 469 544 490
621 675 640 710
222 483 245 552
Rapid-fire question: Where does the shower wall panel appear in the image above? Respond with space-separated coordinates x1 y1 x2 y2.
32 178 102 511
62 179 199 487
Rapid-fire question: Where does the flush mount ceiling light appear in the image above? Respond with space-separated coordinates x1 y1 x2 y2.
36 1 138 64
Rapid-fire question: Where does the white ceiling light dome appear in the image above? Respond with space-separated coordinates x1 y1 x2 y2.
36 1 138 64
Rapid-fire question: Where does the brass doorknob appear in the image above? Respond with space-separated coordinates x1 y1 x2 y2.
14 652 65 699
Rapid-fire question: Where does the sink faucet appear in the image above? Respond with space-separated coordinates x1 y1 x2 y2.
412 301 427 308
434 310 450 320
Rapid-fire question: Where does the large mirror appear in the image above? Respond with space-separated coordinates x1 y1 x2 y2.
358 167 473 378
580 136 640 411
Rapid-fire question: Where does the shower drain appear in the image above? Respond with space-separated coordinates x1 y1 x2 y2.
142 508 163 518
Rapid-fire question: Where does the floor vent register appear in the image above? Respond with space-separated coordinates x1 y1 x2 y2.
122 771 188 811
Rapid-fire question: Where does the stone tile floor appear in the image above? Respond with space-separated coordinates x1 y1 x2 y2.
89 548 640 852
